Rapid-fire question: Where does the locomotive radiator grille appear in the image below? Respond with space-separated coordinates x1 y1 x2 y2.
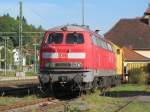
55 62 71 67
45 62 83 68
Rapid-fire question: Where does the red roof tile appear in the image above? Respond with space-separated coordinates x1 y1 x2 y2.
105 19 150 50
122 47 150 62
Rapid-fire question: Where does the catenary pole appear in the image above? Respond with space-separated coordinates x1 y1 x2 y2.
19 1 23 71
4 36 7 76
82 0 85 25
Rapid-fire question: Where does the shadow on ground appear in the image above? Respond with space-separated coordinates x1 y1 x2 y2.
102 90 150 97
0 85 79 100
0 84 40 97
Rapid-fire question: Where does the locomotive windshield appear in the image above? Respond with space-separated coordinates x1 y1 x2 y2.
66 33 84 44
46 33 63 44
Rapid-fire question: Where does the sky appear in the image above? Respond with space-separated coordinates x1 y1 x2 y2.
0 0 150 34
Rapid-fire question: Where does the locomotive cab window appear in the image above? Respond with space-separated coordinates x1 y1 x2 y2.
107 43 113 51
101 40 107 49
91 35 97 46
97 38 103 48
46 33 63 44
66 33 84 44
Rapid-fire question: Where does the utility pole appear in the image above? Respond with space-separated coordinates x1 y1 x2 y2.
19 1 23 71
4 36 7 76
82 0 85 25
33 38 39 74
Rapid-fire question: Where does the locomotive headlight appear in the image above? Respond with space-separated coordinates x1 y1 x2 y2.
77 63 82 67
71 62 82 68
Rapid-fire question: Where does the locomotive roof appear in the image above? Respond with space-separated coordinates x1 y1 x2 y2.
47 24 105 39
47 24 91 32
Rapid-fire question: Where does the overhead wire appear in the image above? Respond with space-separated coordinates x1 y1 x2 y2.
25 6 49 26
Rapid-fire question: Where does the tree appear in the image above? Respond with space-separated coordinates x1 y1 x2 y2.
22 16 27 24
6 13 10 17
0 14 44 47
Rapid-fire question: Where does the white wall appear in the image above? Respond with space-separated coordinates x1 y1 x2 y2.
135 50 150 58
13 48 26 66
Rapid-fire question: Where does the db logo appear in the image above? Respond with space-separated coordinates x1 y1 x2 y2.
58 53 68 58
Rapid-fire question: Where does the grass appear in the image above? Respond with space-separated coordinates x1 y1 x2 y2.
71 91 125 112
68 84 150 112
110 84 148 92
0 95 41 106
120 101 150 112
0 97 20 105
0 84 150 112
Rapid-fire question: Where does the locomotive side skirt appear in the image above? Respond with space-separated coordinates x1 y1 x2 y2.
39 69 116 84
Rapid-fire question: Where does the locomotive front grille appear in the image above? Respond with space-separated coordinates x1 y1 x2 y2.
55 62 71 68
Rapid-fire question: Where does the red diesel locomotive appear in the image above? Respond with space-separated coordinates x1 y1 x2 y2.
39 24 121 95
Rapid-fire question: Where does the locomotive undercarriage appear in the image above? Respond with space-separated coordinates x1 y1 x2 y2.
39 71 81 97
39 70 122 97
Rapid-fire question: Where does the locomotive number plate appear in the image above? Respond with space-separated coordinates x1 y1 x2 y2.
58 53 68 58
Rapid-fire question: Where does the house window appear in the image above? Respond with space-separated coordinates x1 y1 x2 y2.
117 49 120 54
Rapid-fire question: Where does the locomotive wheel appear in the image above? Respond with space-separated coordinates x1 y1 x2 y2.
52 81 82 98
91 78 98 93
52 82 64 98
39 82 51 97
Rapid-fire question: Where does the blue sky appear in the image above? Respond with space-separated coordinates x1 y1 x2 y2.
0 0 150 34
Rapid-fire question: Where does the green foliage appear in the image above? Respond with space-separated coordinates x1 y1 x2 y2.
0 14 44 69
0 47 13 69
0 14 44 47
0 71 16 76
25 72 35 76
128 67 148 84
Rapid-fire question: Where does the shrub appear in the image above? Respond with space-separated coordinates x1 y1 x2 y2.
128 67 148 84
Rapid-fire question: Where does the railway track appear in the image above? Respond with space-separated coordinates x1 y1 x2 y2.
0 98 63 112
0 78 39 96
0 81 39 96
0 79 39 88
0 85 39 96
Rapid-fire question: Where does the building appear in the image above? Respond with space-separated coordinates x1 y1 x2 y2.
122 47 150 82
12 48 26 66
123 47 149 66
105 4 150 59
105 4 150 81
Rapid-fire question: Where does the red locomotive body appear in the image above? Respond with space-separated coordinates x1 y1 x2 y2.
39 25 120 94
